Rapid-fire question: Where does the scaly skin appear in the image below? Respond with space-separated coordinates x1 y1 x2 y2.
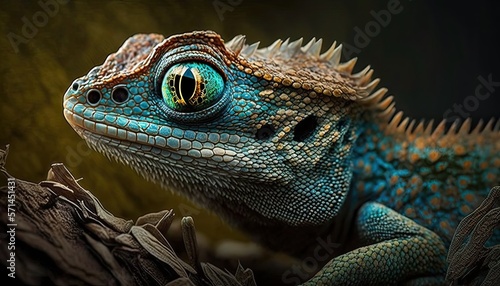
63 31 500 285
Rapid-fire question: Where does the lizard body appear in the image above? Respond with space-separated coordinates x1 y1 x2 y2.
63 31 500 284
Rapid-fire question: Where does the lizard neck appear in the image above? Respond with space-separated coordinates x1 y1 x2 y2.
351 116 500 244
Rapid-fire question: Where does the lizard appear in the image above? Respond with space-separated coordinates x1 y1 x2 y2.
62 30 500 285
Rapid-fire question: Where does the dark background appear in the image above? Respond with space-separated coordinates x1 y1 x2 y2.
1 0 499 255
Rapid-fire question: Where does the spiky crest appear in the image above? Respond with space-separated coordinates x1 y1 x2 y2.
225 34 500 146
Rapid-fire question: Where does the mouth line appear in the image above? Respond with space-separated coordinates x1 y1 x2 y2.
63 108 241 166
64 112 249 184
63 108 289 185
63 108 178 153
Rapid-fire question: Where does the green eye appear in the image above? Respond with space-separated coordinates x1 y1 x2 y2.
161 62 224 112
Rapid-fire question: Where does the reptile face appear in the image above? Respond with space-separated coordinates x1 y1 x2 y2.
63 31 379 227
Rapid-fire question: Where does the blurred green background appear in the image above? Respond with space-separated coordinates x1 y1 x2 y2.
1 0 499 245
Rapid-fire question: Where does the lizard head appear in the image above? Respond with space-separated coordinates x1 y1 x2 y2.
63 31 382 228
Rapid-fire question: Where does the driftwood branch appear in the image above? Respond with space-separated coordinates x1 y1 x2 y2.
0 146 255 286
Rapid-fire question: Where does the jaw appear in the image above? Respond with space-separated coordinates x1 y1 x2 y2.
67 125 346 230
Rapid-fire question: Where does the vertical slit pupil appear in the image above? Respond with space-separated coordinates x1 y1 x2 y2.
180 68 196 105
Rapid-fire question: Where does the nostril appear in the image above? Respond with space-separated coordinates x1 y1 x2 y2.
72 81 80 91
111 85 129 103
86 89 102 105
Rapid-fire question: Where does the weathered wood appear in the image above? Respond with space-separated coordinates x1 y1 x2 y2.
0 146 255 285
446 186 500 286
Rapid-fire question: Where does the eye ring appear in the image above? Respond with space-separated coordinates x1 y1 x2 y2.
154 49 232 123
161 62 224 112
86 89 102 106
111 85 129 104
